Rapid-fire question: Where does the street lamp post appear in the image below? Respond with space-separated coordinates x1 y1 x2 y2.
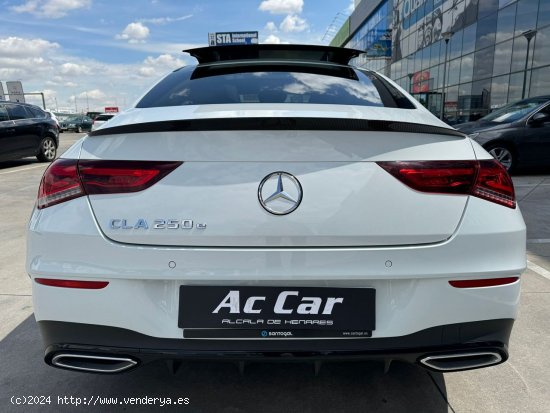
522 29 537 99
408 73 414 94
440 31 453 121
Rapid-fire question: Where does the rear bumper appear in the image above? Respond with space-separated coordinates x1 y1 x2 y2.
41 319 513 372
29 195 525 340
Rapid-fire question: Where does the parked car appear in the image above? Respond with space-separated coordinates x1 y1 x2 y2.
59 115 93 133
91 113 116 131
28 44 525 374
455 96 550 171
45 110 60 128
0 101 59 162
86 111 102 120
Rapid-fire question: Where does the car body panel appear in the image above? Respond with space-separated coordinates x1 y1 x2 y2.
81 129 474 247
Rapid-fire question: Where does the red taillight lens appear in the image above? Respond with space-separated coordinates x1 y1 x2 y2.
78 160 182 194
449 277 519 288
376 159 516 209
35 278 109 289
37 159 84 209
377 161 477 194
471 160 515 209
37 159 182 209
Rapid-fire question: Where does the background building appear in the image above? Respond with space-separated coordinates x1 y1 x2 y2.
331 0 550 123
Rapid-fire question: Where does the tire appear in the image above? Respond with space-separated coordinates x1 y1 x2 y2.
36 136 57 162
486 144 516 172
77 126 82 133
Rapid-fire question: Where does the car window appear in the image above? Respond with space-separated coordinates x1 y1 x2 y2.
137 64 386 108
537 104 550 116
0 105 9 122
5 104 30 120
481 98 550 123
28 107 46 118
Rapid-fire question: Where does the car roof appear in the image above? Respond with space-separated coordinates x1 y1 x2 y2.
523 95 550 101
1 101 43 109
183 44 364 66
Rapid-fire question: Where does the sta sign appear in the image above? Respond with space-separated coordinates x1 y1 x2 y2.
208 31 258 46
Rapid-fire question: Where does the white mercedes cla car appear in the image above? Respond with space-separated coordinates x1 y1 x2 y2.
27 45 525 374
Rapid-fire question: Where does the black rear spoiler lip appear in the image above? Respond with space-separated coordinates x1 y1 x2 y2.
88 117 465 138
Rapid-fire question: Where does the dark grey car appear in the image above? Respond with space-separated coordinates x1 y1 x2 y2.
59 115 93 133
0 102 59 162
455 96 550 172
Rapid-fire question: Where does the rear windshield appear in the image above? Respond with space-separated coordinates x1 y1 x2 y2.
137 63 397 108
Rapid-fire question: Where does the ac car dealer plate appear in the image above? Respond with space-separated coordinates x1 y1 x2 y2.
179 286 375 339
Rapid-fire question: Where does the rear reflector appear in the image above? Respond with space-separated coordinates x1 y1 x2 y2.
35 278 109 289
37 159 182 209
449 277 519 288
377 159 516 209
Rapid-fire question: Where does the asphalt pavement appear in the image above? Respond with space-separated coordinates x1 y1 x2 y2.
0 133 549 412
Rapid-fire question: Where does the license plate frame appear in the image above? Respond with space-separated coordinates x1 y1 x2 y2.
178 286 375 339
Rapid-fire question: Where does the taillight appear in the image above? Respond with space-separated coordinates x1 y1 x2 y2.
37 159 182 209
471 160 515 209
376 161 477 194
78 160 182 194
377 159 515 209
37 159 84 209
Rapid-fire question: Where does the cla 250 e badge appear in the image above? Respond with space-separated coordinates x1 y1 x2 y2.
109 219 207 230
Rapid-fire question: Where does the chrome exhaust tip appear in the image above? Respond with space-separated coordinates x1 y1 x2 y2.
51 353 138 373
419 351 503 372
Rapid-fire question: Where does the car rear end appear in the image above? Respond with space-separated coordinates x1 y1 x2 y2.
91 114 115 131
27 45 525 374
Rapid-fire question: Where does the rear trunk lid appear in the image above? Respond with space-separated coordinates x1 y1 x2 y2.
80 107 472 247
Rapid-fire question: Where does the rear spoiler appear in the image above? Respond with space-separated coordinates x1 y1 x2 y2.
89 117 465 138
184 44 364 65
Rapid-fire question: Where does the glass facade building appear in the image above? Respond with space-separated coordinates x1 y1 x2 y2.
331 0 550 123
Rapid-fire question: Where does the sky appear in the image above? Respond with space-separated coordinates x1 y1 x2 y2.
0 0 354 113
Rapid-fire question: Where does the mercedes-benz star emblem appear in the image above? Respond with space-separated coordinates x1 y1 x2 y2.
258 172 303 215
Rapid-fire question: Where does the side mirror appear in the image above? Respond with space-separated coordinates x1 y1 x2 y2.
530 112 550 125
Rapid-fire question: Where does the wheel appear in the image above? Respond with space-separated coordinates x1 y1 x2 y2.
77 126 82 133
36 137 57 162
486 144 515 172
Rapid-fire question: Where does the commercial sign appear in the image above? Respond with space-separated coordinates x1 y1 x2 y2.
208 31 259 46
412 71 431 93
6 81 25 103
104 106 119 113
392 0 479 62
